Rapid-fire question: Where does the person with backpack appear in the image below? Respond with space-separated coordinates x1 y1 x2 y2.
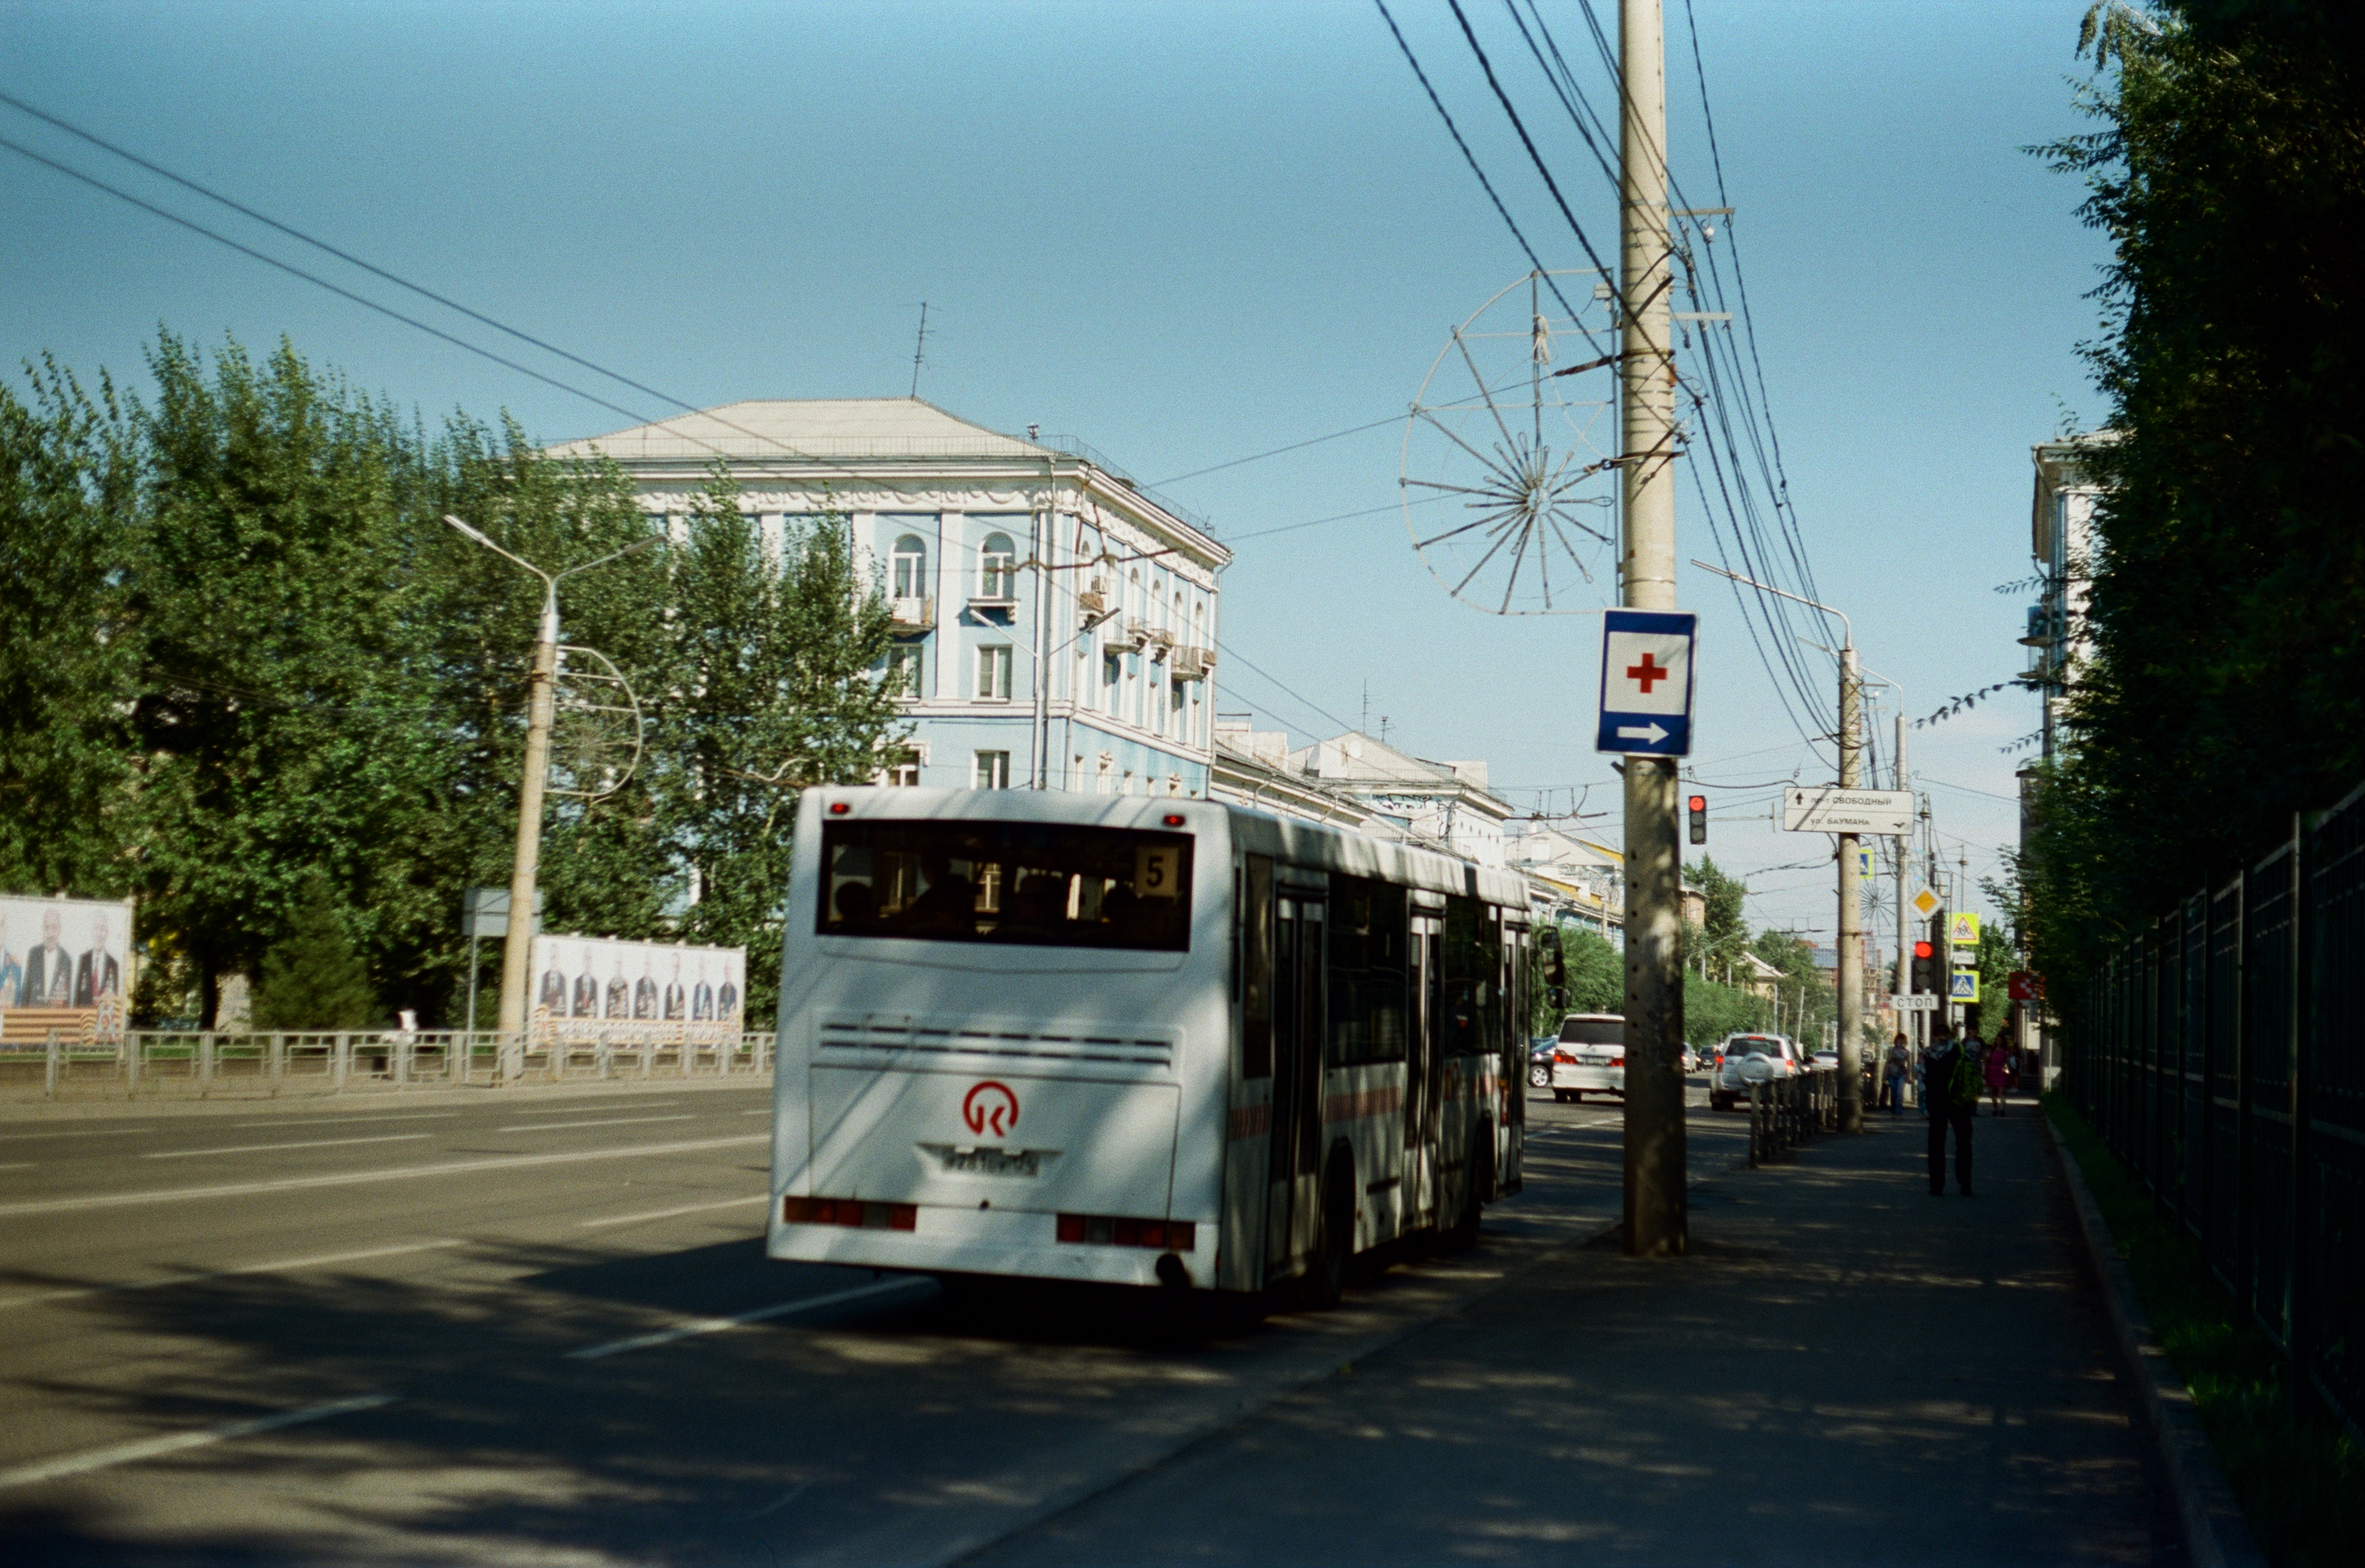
1922 1021 1977 1195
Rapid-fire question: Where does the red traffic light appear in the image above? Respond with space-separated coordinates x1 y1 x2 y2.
1686 796 1706 812
1913 941 1934 959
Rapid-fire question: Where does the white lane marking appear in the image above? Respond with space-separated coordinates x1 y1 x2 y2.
0 1393 399 1489
496 1113 697 1133
0 1161 31 1171
233 1112 460 1129
0 1239 464 1313
564 1279 926 1360
0 1133 768 1217
580 1195 768 1229
144 1133 436 1160
0 1127 151 1143
744 1108 774 1115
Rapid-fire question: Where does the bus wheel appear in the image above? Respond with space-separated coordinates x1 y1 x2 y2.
1305 1158 1353 1310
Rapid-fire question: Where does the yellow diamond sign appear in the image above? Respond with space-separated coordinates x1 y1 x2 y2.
1910 887 1941 920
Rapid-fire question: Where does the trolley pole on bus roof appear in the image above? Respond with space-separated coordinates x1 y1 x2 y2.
1618 0 1686 1258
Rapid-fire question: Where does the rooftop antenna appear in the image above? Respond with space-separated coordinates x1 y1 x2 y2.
910 302 929 397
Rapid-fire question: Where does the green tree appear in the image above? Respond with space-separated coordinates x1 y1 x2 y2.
654 465 903 1024
2023 2 2365 1004
1683 856 1751 976
0 355 141 901
252 871 377 1028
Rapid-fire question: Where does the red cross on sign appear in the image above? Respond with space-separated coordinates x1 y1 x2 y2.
1626 652 1669 693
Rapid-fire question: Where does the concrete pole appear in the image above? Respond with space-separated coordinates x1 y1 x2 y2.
1619 0 1686 1257
1836 642 1864 1131
496 586 559 1073
1894 712 1909 1060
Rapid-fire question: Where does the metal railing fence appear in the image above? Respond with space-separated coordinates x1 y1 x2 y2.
0 1028 778 1099
1747 1066 1839 1167
2070 777 2365 1441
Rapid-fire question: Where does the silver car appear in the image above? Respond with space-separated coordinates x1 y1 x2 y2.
1549 1013 1625 1103
1710 1032 1806 1112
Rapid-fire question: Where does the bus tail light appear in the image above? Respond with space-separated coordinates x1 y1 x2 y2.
781 1196 917 1231
1055 1214 1196 1251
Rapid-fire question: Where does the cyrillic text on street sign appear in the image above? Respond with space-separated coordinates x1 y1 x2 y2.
1782 787 1913 836
1595 608 1696 757
1892 994 1940 1012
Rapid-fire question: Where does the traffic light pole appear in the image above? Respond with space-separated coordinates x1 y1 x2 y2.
1619 0 1686 1257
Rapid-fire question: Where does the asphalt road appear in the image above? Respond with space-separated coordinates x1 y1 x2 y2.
0 1078 1736 1565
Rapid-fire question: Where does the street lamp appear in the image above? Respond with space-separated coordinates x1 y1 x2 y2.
1691 558 1874 1133
444 515 660 1073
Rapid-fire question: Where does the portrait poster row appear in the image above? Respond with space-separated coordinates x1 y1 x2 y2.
529 934 747 1044
0 895 134 1048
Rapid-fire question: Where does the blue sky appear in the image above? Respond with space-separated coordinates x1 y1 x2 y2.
0 0 2110 942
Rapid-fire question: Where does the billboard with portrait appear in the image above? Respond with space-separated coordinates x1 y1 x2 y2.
525 933 746 1044
0 895 134 1048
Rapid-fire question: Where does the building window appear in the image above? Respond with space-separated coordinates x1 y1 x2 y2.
974 750 1010 790
978 533 1017 600
977 645 1013 701
892 534 929 599
885 753 921 787
885 644 922 698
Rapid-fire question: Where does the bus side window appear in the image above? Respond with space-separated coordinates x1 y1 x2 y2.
1243 856 1273 1078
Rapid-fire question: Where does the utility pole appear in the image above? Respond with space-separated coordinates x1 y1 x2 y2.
1835 641 1864 1131
1894 713 1909 1049
1619 0 1686 1257
444 516 658 1076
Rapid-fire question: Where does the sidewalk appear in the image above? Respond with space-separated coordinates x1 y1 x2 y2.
978 1103 2181 1565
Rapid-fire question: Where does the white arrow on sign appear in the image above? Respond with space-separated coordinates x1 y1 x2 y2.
1615 722 1668 744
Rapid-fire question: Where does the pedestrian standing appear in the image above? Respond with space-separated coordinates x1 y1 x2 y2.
1984 1035 2014 1115
1884 1032 1909 1117
1922 1022 1976 1195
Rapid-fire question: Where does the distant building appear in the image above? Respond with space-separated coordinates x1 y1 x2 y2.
1283 731 1515 868
548 398 1229 796
1504 825 1623 941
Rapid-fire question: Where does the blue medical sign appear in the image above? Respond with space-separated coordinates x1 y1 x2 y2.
1595 609 1697 757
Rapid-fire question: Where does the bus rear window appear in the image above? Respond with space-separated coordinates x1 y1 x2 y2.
818 820 1193 952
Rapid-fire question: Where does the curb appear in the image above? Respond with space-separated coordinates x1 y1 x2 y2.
2040 1113 2266 1568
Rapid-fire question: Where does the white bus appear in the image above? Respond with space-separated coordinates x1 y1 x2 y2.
767 787 1532 1305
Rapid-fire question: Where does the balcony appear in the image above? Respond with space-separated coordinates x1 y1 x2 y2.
889 595 935 632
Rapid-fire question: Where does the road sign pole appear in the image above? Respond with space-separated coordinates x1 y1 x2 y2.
1618 0 1684 1259
1894 713 1909 1058
1837 642 1864 1132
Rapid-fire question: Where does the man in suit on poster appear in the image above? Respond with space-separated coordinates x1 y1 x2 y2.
663 954 686 1022
539 949 567 1016
717 970 739 1021
605 959 630 1019
573 954 598 1019
22 909 72 1007
73 912 120 1007
691 961 714 1022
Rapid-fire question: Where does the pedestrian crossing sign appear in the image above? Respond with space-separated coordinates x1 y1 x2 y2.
1949 970 1978 1001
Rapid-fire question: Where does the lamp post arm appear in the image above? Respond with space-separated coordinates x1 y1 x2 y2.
1691 558 1851 651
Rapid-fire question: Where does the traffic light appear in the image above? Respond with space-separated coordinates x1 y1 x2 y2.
1910 939 1938 994
1538 925 1566 1010
1687 794 1707 845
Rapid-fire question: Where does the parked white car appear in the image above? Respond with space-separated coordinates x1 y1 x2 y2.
1549 1013 1625 1103
1710 1032 1807 1112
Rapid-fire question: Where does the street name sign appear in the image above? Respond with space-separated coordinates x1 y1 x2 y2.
1595 608 1696 756
1893 994 1940 1012
1782 787 1914 836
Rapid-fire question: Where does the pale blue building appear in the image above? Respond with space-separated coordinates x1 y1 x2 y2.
549 399 1229 796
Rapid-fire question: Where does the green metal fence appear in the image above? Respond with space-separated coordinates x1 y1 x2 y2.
2070 778 2365 1440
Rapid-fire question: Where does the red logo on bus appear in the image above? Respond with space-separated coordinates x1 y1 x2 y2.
963 1081 1020 1139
